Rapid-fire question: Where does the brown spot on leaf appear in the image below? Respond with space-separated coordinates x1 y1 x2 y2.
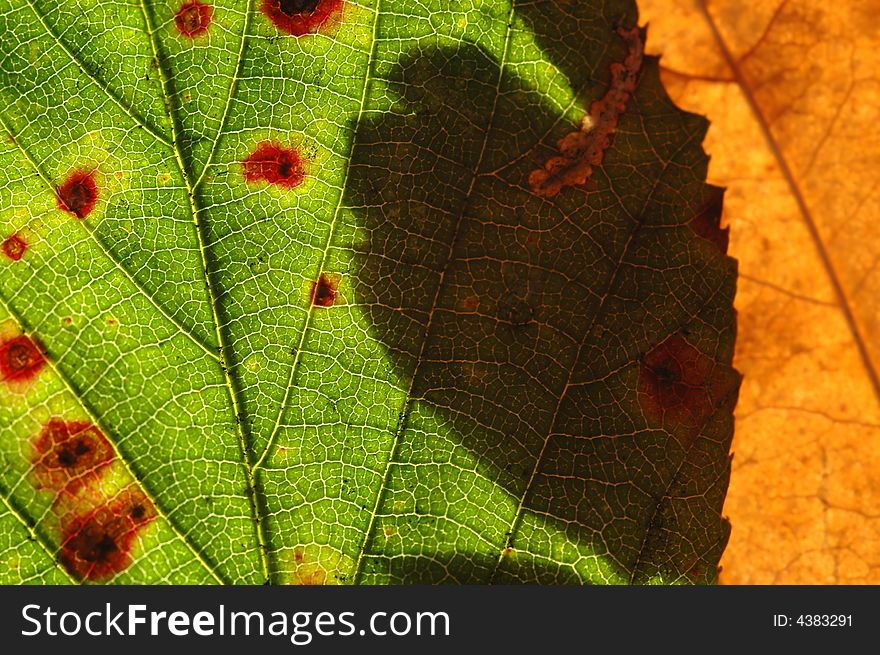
242 142 307 189
529 26 645 198
261 0 343 36
311 273 339 307
175 1 213 38
59 487 156 582
2 233 27 261
0 334 46 383
460 295 478 311
639 334 740 440
57 170 98 219
690 185 728 253
32 419 114 494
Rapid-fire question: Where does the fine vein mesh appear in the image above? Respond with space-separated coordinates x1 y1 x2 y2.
0 0 737 584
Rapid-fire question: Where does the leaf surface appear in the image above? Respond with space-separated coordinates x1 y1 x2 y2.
0 0 738 584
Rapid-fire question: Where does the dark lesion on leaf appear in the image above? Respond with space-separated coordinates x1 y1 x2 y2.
528 25 646 198
280 0 320 15
2 233 27 261
638 334 741 440
311 273 340 307
261 0 343 36
32 419 115 494
242 142 307 189
57 170 98 219
689 185 729 254
0 334 46 383
175 1 214 38
58 487 156 582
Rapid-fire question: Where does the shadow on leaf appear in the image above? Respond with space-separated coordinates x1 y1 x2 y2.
344 21 737 584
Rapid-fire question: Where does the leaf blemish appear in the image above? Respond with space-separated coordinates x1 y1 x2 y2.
175 1 213 38
289 546 329 585
261 0 344 36
32 419 114 494
0 334 46 383
690 186 729 254
59 487 156 582
638 335 739 437
311 273 339 307
57 170 98 219
242 142 307 189
2 233 27 261
529 25 645 198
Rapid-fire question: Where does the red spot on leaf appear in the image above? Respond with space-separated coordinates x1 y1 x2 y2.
57 170 98 219
33 419 114 495
690 186 728 253
242 142 307 189
639 335 739 439
2 233 27 261
0 335 46 384
461 295 478 311
680 555 704 580
311 273 339 307
175 1 213 38
59 487 156 582
261 0 344 36
290 546 327 585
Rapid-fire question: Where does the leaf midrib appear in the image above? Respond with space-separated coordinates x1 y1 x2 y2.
136 0 272 583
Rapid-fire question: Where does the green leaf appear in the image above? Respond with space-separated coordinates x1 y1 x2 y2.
0 0 739 584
